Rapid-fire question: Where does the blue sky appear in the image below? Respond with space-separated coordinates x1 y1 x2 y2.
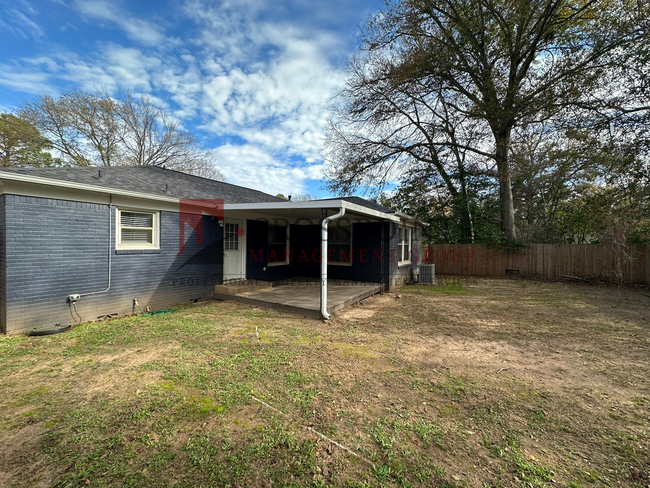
0 0 384 197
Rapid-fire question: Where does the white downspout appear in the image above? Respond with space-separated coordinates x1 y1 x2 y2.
321 207 346 319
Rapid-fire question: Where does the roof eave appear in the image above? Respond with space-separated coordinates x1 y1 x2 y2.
395 211 427 226
0 172 401 221
0 171 186 204
224 200 400 222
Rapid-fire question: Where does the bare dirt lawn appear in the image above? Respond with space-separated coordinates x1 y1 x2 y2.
0 278 648 487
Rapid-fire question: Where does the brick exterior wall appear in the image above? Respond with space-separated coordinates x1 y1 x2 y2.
0 195 6 333
387 223 422 291
0 195 422 334
2 195 222 334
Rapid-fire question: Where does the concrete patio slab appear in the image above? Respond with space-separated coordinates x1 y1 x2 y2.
213 281 382 318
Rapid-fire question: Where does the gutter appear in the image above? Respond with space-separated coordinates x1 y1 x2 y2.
320 207 346 320
395 211 428 227
0 172 400 222
0 171 182 204
225 200 400 222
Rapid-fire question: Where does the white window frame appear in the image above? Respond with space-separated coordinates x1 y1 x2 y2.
116 208 160 250
398 225 412 266
224 222 240 251
328 221 353 266
267 223 290 266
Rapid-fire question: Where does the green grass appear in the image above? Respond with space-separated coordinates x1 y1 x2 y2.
401 283 469 295
1 280 649 487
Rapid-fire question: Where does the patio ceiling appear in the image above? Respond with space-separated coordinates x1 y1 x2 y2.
222 199 400 223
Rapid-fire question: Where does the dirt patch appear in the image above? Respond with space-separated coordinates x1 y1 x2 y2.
1 283 649 487
337 306 378 321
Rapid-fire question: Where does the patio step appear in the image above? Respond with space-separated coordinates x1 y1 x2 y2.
214 280 273 296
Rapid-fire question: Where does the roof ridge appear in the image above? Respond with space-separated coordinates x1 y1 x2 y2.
0 165 285 202
142 166 286 199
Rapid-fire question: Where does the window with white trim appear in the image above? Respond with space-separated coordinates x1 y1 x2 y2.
328 223 352 264
117 209 159 250
268 224 289 265
224 222 239 250
398 226 411 264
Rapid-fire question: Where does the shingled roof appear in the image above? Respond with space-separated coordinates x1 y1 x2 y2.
0 166 285 204
0 166 419 222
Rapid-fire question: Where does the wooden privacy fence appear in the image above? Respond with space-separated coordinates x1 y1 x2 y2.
424 243 650 284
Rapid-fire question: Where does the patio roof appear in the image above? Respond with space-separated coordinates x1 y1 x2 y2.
222 199 401 223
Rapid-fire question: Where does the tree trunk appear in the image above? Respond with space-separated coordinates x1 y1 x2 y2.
494 128 517 241
457 164 475 244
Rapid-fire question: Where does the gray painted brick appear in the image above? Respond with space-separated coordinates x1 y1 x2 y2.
2 194 223 334
0 195 6 333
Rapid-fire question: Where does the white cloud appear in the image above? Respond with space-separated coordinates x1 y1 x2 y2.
0 0 363 195
0 2 45 40
102 45 160 91
186 0 347 162
0 64 56 95
211 144 311 195
72 0 166 46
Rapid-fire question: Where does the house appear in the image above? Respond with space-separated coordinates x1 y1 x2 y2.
0 166 423 335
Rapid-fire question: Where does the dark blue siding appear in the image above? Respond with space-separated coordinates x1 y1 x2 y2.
329 222 384 284
290 224 320 277
245 219 301 282
3 195 222 334
246 219 391 288
385 221 398 290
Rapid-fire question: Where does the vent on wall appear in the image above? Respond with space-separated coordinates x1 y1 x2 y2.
419 264 436 285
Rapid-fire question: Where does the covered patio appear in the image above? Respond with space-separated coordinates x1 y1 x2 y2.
217 197 421 318
213 279 382 318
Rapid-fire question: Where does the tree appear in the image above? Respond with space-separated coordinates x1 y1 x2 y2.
290 193 316 201
324 64 488 243
0 113 58 167
326 0 649 241
20 91 120 166
116 94 225 180
116 94 191 166
509 119 649 244
177 148 226 181
19 91 225 180
382 163 500 244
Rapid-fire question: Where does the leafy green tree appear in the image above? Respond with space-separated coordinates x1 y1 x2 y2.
0 113 58 167
381 166 500 244
510 123 649 244
326 0 649 242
